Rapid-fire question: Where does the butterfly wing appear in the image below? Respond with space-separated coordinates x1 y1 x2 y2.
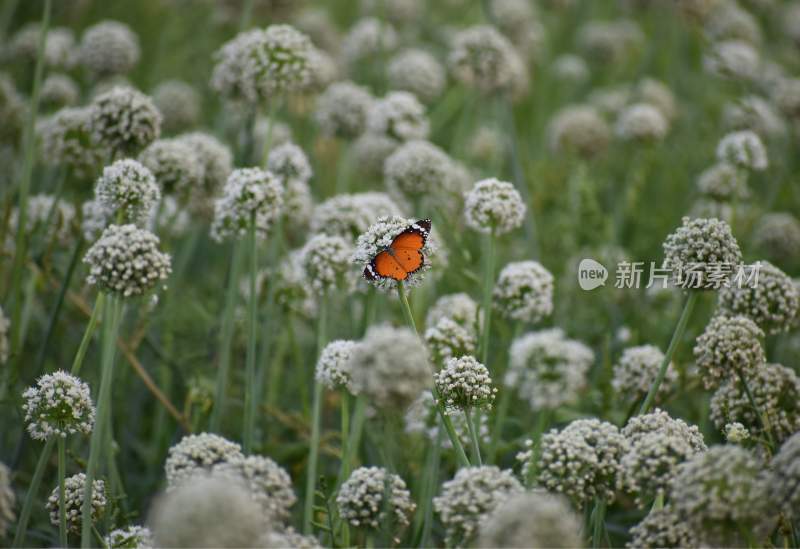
366 250 409 280
389 219 431 275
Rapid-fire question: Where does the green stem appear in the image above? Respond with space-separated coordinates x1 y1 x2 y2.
524 409 550 487
340 392 350 548
58 437 67 548
12 438 55 548
488 324 522 463
82 295 121 548
465 408 483 465
238 0 255 30
416 427 442 548
210 243 243 432
638 291 698 415
243 216 258 452
337 394 367 495
480 231 496 368
651 491 664 512
396 281 417 334
304 296 328 534
591 498 607 549
71 293 105 375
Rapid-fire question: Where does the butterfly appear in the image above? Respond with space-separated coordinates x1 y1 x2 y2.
364 219 431 281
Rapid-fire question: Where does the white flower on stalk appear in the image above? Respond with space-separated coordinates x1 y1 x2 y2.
210 168 284 242
22 371 95 441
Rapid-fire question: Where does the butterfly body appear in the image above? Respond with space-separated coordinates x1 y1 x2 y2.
364 219 431 281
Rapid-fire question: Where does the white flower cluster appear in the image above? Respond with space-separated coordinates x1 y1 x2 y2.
47 473 106 534
612 344 676 399
710 362 800 443
164 432 244 489
0 461 15 539
152 80 201 133
476 491 583 549
304 47 337 93
696 162 748 201
90 86 162 155
426 293 480 330
716 130 768 171
753 212 800 265
211 25 312 103
448 25 524 95
433 466 523 545
315 339 358 392
704 40 760 81
79 20 140 78
349 325 431 411
95 159 160 225
387 49 445 104
384 140 455 199
38 106 106 176
723 95 786 140
138 138 203 197
261 527 321 548
310 192 403 241
404 390 489 450
341 17 398 67
493 260 554 324
105 525 155 549
83 224 172 298
718 261 799 334
662 216 743 289
577 19 644 65
8 24 76 68
425 317 477 364
537 418 626 505
615 102 669 142
176 132 233 216
40 73 79 110
212 455 297 522
670 445 772 546
693 314 765 389
267 142 312 185
315 81 374 139
210 168 284 242
619 409 707 506
547 104 611 157
366 91 429 142
507 329 594 411
770 431 800 518
350 133 400 177
626 506 698 549
22 371 95 441
298 233 353 295
464 178 526 235
80 198 113 242
336 466 415 531
434 355 496 412
724 422 749 443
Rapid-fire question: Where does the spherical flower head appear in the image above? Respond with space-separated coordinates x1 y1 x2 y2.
175 132 233 216
152 80 201 134
670 445 772 546
724 421 749 443
434 355 496 412
718 260 799 334
425 317 477 364
261 527 321 548
350 133 400 177
448 25 524 95
612 344 676 400
705 1 761 44
80 20 140 78
704 39 760 81
342 17 398 67
90 86 162 155
0 307 8 366
22 371 95 441
711 362 800 444
492 260 553 323
298 233 353 295
387 49 445 104
336 466 415 532
464 178 526 235
349 324 431 412
616 102 669 142
476 491 582 549
696 162 748 201
84 224 171 298
210 168 284 242
38 106 106 176
138 138 204 198
105 525 155 549
47 473 106 534
40 73 80 111
753 212 800 265
384 140 454 199
164 433 244 489
552 53 590 84
626 506 698 549
366 91 429 142
507 329 593 411
693 314 765 389
547 104 611 157
304 47 338 94
315 81 374 139
577 19 644 65
723 95 786 140
716 130 767 171
661 216 742 289
619 410 707 506
283 177 313 231
770 431 800 518
316 340 358 392
212 455 296 522
426 293 480 332
352 216 437 292
434 466 523 545
9 24 76 69
310 192 403 241
537 418 625 505
149 474 265 548
211 25 312 103
0 462 14 539
267 142 312 184
95 158 160 224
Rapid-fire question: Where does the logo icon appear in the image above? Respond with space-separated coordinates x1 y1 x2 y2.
578 258 608 291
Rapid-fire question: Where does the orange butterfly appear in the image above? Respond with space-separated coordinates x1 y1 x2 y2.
364 219 431 281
